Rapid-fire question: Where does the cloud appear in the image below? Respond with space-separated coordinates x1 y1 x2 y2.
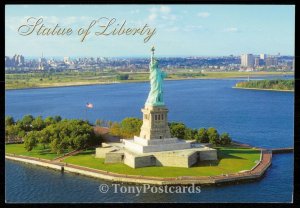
38 16 60 25
224 27 239 32
197 12 210 18
130 9 140 14
160 6 171 14
161 14 176 21
166 27 179 32
5 16 32 31
148 13 158 21
182 10 188 14
63 16 80 25
183 25 203 32
148 5 176 22
149 7 158 13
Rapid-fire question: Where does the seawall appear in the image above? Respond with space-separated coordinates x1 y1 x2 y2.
5 155 63 171
5 149 273 186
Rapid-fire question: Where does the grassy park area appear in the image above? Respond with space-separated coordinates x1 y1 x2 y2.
62 146 260 177
5 143 260 177
5 143 67 160
5 71 293 90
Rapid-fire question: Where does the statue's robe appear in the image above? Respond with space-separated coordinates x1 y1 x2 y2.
145 58 166 106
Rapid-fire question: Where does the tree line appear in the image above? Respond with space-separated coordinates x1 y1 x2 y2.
5 115 101 154
236 79 294 91
108 117 231 146
6 115 231 153
169 122 231 145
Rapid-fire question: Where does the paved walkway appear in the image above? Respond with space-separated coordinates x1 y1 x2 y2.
5 148 273 185
52 149 83 162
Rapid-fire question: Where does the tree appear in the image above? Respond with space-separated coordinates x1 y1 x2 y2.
220 132 232 145
107 121 113 128
44 116 55 126
116 74 129 80
38 128 51 149
184 128 197 140
24 131 38 151
31 116 45 131
110 122 121 136
5 125 21 142
197 128 209 143
5 116 15 126
207 127 220 145
72 134 89 150
53 116 62 123
41 119 99 153
95 119 103 126
69 120 96 149
50 138 64 155
120 117 142 138
169 122 186 139
17 128 26 140
19 115 34 131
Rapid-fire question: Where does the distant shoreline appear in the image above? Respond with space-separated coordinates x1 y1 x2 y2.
233 87 294 92
5 73 294 91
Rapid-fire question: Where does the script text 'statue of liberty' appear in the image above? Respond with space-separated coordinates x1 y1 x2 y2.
17 17 156 43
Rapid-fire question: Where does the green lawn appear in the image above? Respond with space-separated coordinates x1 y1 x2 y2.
63 146 260 177
5 143 67 160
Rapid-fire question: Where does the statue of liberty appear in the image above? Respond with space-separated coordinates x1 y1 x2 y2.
145 46 167 106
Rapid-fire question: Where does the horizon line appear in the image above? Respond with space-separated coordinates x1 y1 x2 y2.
5 54 295 58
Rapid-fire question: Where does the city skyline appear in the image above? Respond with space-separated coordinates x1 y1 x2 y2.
5 5 295 57
6 52 294 73
5 51 293 60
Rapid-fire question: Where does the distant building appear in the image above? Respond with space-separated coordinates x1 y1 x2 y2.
292 59 295 71
254 57 260 67
5 56 12 67
17 55 25 66
9 54 25 66
64 57 71 65
260 54 267 60
38 53 47 70
241 54 254 68
265 56 278 67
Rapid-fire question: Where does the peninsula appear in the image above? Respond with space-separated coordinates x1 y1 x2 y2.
234 79 294 92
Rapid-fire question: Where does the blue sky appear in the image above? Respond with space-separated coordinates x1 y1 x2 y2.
5 5 295 57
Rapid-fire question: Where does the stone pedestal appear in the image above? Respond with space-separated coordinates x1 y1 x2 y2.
123 136 192 154
139 105 171 140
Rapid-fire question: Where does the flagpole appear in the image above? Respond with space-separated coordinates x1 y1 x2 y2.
85 105 87 121
85 102 93 122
